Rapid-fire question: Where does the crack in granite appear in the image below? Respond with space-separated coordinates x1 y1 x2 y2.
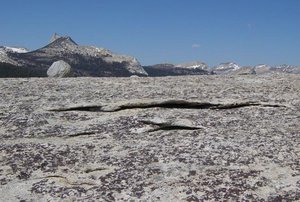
1 75 299 201
48 99 286 112
67 131 100 138
140 119 205 132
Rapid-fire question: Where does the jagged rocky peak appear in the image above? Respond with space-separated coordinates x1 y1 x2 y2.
49 33 62 43
49 33 77 44
46 34 78 49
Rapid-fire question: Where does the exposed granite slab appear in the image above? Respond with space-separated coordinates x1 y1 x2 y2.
0 75 299 201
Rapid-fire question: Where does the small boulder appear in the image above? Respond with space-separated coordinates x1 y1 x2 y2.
47 60 72 78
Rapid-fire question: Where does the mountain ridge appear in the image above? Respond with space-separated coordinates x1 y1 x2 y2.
143 62 211 77
1 34 299 77
0 34 148 77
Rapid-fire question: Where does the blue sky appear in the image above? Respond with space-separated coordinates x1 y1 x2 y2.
0 0 299 66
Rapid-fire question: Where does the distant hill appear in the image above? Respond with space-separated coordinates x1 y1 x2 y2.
211 62 300 75
143 62 211 77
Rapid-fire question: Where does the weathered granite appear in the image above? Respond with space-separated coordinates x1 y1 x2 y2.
47 60 72 78
0 75 299 201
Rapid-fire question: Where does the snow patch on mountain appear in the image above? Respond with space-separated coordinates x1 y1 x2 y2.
176 61 208 70
4 47 29 53
0 46 26 65
212 62 241 74
255 64 271 69
215 62 240 70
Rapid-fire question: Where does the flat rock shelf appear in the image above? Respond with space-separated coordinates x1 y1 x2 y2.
0 75 299 201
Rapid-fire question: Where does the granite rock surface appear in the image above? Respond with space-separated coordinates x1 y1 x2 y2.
0 75 299 201
47 60 72 78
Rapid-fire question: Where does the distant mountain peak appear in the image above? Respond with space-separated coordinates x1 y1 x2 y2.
48 33 78 46
0 33 147 77
61 36 78 45
44 35 78 51
49 33 61 44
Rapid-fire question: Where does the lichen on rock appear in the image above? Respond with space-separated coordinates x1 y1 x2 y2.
0 75 299 201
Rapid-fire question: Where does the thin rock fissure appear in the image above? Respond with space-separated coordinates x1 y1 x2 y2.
85 167 108 173
67 131 99 138
48 100 284 112
148 125 202 132
52 106 102 112
140 120 205 132
115 101 217 111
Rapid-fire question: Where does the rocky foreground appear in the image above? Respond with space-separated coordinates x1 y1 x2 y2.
0 75 299 201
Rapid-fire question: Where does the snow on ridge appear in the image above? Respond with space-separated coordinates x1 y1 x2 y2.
180 64 204 69
216 62 240 70
176 61 208 70
255 64 270 68
0 47 19 65
3 46 29 53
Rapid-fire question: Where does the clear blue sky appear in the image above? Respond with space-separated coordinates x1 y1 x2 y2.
0 0 299 66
